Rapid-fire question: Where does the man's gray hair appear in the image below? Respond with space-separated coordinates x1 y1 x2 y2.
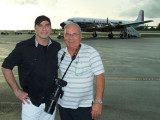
64 23 82 33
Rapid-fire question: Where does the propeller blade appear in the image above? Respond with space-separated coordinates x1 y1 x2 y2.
105 18 109 27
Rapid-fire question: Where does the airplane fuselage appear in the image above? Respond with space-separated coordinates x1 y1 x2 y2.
59 10 153 38
61 18 141 32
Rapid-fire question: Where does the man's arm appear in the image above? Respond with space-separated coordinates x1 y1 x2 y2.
1 67 30 104
91 73 105 119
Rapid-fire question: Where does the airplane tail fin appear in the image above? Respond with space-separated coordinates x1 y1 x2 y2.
135 10 144 22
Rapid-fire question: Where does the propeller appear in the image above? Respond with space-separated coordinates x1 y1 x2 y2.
105 17 110 31
105 18 109 27
92 19 96 29
107 18 109 26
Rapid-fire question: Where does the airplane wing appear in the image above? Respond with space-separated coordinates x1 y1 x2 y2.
118 20 153 27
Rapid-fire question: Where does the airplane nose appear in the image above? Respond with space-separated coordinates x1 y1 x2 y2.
60 22 66 29
60 21 73 29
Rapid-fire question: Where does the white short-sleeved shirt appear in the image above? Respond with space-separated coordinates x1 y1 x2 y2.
58 43 104 109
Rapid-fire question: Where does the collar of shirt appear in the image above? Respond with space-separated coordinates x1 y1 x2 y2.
64 43 83 55
35 39 52 47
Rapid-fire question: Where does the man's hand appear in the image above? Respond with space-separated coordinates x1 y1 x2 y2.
14 88 30 104
91 102 103 119
92 73 105 119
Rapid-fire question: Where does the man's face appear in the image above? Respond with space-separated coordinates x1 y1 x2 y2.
35 20 51 39
64 25 82 51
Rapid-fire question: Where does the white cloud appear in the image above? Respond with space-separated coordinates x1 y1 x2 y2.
0 0 159 30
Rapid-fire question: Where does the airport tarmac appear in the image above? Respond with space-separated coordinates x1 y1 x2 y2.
0 35 160 120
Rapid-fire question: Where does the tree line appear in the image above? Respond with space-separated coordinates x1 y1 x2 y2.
136 23 160 31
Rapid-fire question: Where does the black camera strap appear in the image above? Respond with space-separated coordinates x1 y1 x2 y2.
61 44 81 79
59 52 66 66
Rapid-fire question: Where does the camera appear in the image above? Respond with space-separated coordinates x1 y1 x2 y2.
44 78 67 114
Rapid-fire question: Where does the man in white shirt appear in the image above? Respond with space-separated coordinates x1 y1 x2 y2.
58 23 105 120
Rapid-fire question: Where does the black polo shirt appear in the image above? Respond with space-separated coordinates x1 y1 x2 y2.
2 36 61 106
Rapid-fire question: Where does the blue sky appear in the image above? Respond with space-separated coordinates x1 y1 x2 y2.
0 0 159 30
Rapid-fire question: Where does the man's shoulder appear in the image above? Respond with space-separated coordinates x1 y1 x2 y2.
16 36 35 46
58 47 66 53
51 39 60 45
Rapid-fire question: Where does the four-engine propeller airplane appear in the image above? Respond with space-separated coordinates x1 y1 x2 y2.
60 10 153 38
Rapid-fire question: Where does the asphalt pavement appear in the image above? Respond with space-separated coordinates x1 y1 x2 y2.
0 35 160 120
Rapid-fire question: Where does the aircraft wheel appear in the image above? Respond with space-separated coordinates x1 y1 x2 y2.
108 33 113 39
128 34 130 38
57 35 62 39
92 32 97 38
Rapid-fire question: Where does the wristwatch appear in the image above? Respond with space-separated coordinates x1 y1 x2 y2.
94 99 103 104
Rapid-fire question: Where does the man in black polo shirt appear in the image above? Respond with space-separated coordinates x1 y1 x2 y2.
1 15 61 120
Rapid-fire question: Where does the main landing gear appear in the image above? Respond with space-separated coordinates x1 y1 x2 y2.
92 31 97 38
108 32 113 39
